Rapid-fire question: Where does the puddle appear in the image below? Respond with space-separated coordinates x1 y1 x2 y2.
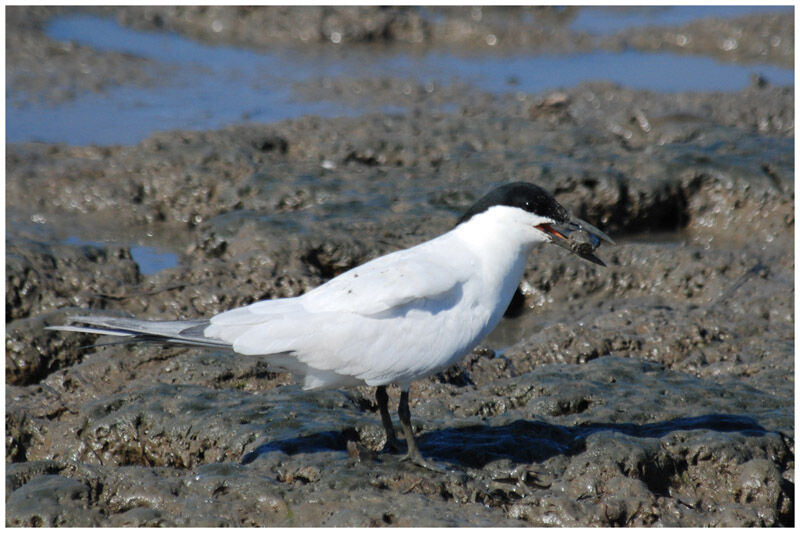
412 49 793 94
570 5 792 35
129 245 180 275
6 13 794 146
63 235 179 275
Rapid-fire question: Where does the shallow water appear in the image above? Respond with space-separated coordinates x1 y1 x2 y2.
6 12 794 146
64 236 178 276
570 5 791 34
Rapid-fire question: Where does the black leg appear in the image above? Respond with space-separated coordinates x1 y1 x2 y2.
398 389 444 472
376 386 401 452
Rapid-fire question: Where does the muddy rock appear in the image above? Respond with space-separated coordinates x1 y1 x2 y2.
107 6 793 67
6 239 142 385
6 6 163 105
5 471 103 526
8 357 791 526
106 6 594 54
6 239 141 323
7 84 793 242
8 6 793 106
605 11 794 68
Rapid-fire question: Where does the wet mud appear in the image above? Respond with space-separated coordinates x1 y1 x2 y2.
6 5 794 527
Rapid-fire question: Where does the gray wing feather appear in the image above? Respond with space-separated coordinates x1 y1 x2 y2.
46 315 230 348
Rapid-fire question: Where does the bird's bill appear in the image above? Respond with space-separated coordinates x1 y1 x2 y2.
536 217 614 267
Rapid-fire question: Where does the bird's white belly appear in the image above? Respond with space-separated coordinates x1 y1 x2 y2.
333 276 512 388
259 288 499 389
362 304 492 386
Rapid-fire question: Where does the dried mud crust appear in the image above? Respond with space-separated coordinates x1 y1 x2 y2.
5 5 795 528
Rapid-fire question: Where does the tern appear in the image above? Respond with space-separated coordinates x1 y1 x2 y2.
48 182 613 470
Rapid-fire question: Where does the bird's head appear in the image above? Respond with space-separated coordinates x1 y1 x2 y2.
458 182 614 266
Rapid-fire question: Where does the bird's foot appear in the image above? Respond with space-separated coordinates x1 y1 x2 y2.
400 450 447 473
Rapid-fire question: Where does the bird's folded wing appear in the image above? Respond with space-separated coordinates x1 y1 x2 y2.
206 240 472 361
299 248 468 317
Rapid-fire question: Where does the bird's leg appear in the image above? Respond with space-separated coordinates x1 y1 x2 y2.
398 389 445 472
376 386 401 453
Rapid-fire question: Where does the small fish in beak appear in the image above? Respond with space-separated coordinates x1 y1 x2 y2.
537 217 614 266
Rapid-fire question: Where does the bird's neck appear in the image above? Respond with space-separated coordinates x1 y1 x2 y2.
452 216 538 263
448 220 535 337
451 218 537 294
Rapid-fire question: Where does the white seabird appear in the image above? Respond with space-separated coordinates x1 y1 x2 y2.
48 182 613 469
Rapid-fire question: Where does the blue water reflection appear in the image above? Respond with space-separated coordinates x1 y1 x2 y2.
571 5 792 35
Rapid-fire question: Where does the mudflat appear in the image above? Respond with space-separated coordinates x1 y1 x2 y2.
6 6 793 526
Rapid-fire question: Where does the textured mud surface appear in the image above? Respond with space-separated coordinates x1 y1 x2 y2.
6 6 794 527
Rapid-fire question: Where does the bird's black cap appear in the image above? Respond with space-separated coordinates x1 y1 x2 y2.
458 182 570 225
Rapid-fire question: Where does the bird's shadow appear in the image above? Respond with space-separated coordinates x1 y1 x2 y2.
242 428 360 465
241 413 769 468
